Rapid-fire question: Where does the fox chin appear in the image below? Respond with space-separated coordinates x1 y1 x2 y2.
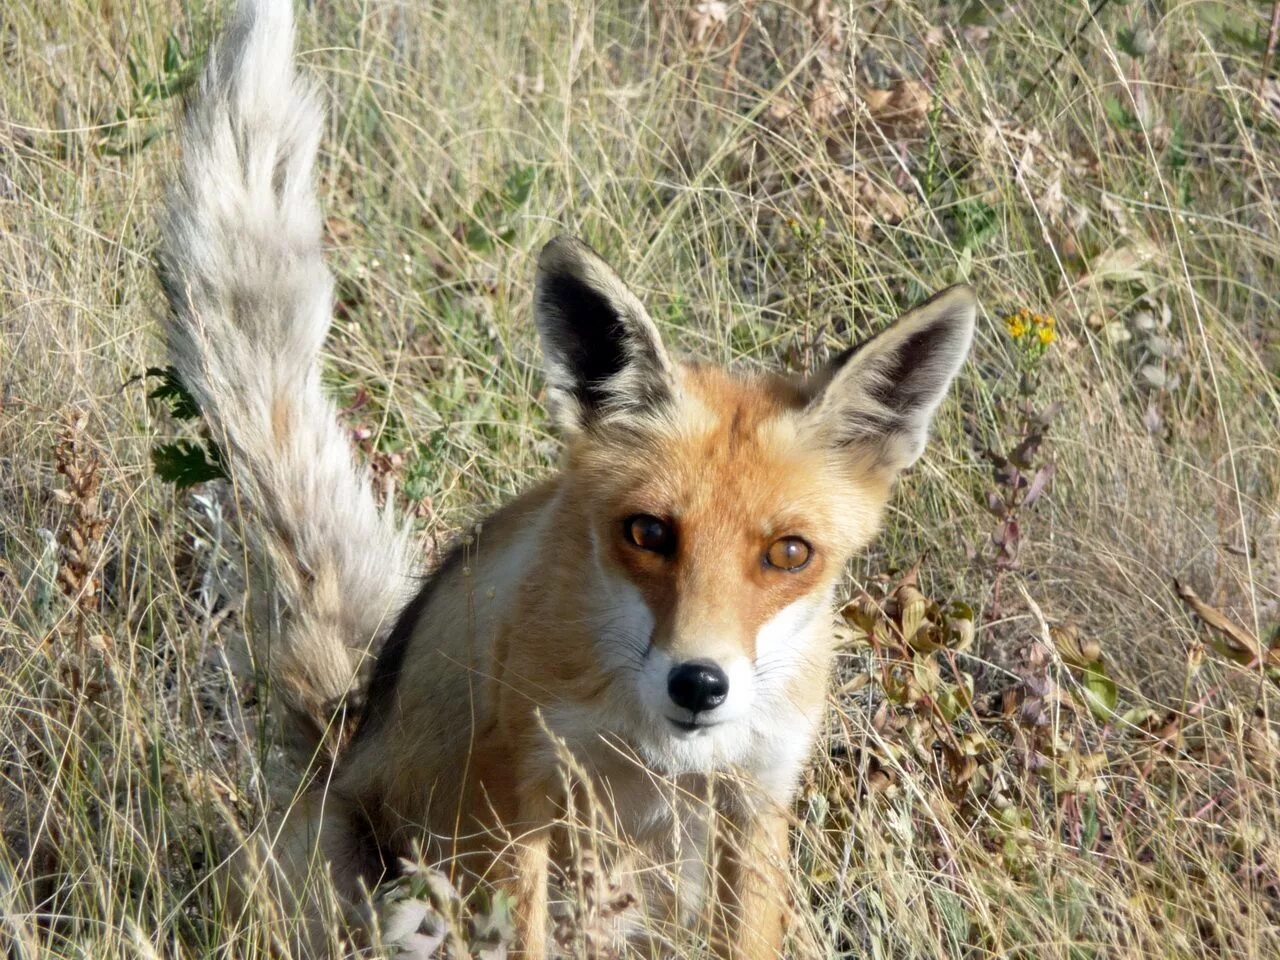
157 0 976 956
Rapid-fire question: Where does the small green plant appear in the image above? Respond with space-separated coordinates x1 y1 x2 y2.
151 438 226 489
141 367 228 489
954 196 1000 255
459 163 537 252
775 214 833 358
98 30 200 157
1101 94 1143 133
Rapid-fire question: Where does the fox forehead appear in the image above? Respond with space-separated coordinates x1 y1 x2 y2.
570 362 892 556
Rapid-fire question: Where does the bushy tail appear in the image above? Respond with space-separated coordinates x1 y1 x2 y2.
158 0 413 761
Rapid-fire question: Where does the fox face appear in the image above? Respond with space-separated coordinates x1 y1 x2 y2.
557 379 883 776
532 238 975 778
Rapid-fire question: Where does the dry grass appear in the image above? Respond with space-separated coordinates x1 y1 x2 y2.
1 0 1279 956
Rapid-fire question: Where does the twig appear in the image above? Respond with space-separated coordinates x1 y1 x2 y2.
725 0 757 91
1264 1 1280 88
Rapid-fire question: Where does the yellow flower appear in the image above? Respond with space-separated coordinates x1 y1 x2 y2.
1037 326 1057 345
1005 314 1028 339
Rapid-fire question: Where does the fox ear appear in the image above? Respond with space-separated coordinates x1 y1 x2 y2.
804 285 976 476
533 236 675 432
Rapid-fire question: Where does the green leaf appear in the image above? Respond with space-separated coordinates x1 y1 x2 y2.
937 675 974 723
463 219 494 252
1102 95 1140 132
153 439 227 489
1080 793 1100 852
953 196 998 253
1079 660 1118 721
473 887 516 941
164 34 181 75
501 164 536 208
1195 5 1267 55
1116 26 1155 59
1221 21 1266 54
145 366 201 420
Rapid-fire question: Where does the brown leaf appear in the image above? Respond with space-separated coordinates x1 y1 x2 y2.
325 215 358 244
1022 463 1054 509
863 80 930 139
684 1 729 50
1174 579 1263 665
806 76 852 127
1051 623 1101 667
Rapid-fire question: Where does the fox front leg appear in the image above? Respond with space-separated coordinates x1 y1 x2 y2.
508 781 558 959
709 801 791 960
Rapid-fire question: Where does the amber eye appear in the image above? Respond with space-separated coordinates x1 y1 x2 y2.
765 537 811 571
624 514 676 555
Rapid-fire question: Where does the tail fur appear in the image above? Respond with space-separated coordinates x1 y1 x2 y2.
158 0 413 760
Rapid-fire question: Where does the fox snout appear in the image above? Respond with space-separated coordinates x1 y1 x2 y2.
666 659 729 715
636 640 757 737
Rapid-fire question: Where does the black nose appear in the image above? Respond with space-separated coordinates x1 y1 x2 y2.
667 661 729 714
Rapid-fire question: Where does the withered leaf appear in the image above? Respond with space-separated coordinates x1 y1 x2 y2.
1173 579 1263 665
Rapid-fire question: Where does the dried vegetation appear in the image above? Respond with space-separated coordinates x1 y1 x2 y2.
1 0 1278 956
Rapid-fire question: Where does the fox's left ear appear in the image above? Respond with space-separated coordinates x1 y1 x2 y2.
533 236 676 433
804 285 976 476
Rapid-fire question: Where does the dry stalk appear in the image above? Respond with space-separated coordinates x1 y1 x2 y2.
51 410 111 687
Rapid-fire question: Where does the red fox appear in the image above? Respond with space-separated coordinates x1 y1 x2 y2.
158 1 975 956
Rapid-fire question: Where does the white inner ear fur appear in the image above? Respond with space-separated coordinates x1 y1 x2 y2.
807 285 977 475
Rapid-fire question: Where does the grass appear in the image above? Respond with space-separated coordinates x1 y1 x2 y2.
1 0 1278 956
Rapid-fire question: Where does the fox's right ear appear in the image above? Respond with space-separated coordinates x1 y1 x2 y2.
533 236 676 433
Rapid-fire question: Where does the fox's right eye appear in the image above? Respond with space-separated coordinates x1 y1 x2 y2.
624 514 675 555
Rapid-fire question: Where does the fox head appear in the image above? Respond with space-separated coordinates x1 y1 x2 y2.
532 236 975 778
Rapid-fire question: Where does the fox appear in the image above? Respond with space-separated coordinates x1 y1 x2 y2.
157 0 976 956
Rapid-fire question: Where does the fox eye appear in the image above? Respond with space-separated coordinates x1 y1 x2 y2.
624 514 675 555
765 537 811 571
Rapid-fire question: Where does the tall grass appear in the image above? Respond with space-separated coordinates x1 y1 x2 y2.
1 1 1277 956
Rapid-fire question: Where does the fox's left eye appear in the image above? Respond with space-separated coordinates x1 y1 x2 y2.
765 537 811 571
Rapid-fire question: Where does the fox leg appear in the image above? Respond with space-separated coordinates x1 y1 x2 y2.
508 779 558 959
711 800 790 960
